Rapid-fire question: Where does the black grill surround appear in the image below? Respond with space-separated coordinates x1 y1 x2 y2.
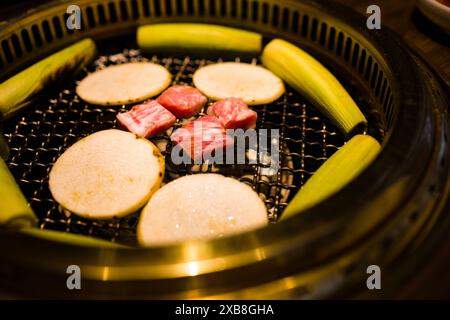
0 0 448 299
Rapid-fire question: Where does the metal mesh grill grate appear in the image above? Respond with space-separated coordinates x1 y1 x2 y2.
1 49 356 245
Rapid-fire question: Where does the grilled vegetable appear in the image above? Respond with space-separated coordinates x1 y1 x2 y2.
0 38 97 119
49 129 165 219
207 97 257 129
0 158 37 227
193 62 285 105
137 23 262 54
171 116 234 162
76 62 171 106
281 135 381 220
138 174 268 246
20 228 128 248
262 39 367 136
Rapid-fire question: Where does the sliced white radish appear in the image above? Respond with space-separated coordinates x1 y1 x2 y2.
49 129 164 219
137 173 268 246
76 62 172 105
193 62 285 105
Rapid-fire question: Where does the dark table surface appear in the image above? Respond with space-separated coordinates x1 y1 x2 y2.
335 0 450 85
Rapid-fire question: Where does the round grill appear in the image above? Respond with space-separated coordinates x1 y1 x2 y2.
2 47 364 245
0 0 448 299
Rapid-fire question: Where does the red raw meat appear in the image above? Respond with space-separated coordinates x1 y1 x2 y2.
157 85 207 118
207 97 257 129
171 116 234 162
116 100 176 138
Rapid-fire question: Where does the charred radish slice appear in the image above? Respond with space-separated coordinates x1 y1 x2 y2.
76 62 171 106
49 129 164 219
193 62 285 105
137 174 268 246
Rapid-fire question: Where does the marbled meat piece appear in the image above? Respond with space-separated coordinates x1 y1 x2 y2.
171 116 234 162
157 85 207 118
207 97 257 129
117 100 176 138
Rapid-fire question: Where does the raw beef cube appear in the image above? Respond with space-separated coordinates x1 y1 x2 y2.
207 97 257 129
157 85 207 118
171 116 234 162
117 100 176 138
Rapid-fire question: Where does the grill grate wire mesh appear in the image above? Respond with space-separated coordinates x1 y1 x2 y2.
1 49 356 245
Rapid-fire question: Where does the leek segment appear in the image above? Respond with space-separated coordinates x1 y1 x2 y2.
0 38 97 118
137 23 262 54
0 158 37 227
262 39 367 136
281 135 381 220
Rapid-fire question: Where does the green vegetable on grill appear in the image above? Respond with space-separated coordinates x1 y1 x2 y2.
0 158 37 227
262 39 367 136
137 23 262 55
281 135 381 220
0 38 97 119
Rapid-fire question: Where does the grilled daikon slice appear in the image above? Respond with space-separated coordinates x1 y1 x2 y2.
76 62 171 106
49 129 164 219
137 174 268 246
193 62 285 105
